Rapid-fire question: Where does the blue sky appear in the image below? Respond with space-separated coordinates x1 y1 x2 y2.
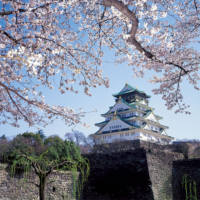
1 45 200 142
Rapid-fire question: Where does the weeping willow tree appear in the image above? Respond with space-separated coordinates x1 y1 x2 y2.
9 148 89 200
1 133 90 200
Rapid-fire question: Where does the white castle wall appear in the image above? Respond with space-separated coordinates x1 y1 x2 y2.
100 131 141 143
105 116 113 121
100 131 169 144
119 111 144 118
148 124 160 131
104 111 144 120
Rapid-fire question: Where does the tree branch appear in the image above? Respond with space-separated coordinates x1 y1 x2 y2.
102 0 190 74
0 9 27 16
47 160 76 176
5 88 30 123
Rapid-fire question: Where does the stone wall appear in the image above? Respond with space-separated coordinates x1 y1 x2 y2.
93 139 180 153
172 159 200 200
82 148 154 200
93 139 140 153
82 148 184 200
0 162 79 200
146 149 184 200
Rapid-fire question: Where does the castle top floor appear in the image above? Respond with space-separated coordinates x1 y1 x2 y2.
113 83 151 105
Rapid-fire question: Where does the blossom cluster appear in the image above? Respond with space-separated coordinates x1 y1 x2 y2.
0 0 199 127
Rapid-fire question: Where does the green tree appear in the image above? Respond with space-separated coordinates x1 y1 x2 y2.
0 136 11 162
4 132 48 166
36 130 46 142
43 135 81 170
0 134 7 140
21 132 44 146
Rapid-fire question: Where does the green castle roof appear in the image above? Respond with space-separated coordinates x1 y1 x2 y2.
113 84 151 98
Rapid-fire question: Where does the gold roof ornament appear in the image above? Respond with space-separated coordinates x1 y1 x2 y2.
114 111 117 115
119 96 121 99
136 86 137 89
126 81 128 84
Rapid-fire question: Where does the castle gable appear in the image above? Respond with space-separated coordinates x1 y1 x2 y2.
98 116 131 133
120 85 133 93
110 101 130 112
143 123 150 130
145 112 157 123
160 129 168 136
139 99 147 106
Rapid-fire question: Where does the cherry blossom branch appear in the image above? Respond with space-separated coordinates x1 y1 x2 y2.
0 81 85 125
0 82 34 103
0 9 27 16
175 69 182 103
0 2 54 16
5 88 29 122
102 0 191 75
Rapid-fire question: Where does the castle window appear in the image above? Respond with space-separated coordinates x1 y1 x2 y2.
125 133 129 136
131 132 135 135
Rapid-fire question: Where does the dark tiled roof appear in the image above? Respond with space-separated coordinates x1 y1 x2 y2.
113 84 151 97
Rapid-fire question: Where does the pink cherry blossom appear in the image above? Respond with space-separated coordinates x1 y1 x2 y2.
0 0 199 128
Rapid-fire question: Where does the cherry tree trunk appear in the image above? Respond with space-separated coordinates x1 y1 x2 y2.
39 173 47 200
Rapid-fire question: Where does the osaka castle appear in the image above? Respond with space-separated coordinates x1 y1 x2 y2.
91 83 174 144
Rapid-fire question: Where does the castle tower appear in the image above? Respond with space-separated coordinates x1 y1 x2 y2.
90 82 174 144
